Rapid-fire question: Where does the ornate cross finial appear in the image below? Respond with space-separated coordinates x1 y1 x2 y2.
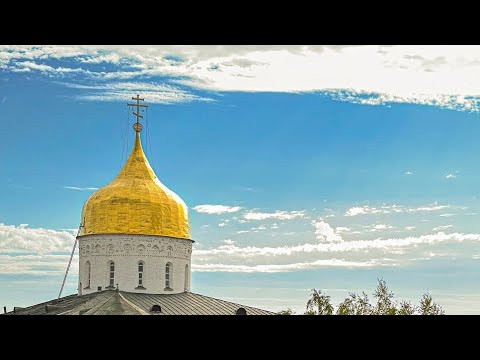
127 95 148 132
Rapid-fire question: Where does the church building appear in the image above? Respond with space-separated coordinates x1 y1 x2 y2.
6 96 273 315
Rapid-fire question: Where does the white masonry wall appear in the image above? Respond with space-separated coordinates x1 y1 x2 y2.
77 234 193 295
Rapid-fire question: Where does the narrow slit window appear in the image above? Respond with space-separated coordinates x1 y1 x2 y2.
138 262 144 287
85 261 91 288
184 264 189 291
165 262 172 289
109 262 115 288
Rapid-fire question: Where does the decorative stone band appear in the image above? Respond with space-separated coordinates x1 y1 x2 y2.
77 234 193 260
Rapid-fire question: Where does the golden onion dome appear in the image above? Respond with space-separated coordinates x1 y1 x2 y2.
79 129 190 239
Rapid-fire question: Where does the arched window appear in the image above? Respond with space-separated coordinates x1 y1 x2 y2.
138 261 145 288
108 261 115 288
184 264 189 291
165 262 172 289
167 246 173 257
85 261 91 288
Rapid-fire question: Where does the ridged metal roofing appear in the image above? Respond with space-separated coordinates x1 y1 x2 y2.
4 290 274 315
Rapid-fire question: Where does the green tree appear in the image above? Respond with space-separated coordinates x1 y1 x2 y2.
295 279 445 315
337 292 373 315
419 293 445 315
397 300 416 315
277 308 294 315
373 278 397 315
305 289 334 315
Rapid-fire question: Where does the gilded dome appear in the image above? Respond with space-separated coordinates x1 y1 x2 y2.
79 131 190 239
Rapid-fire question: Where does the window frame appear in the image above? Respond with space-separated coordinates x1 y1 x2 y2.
165 262 172 290
84 261 91 289
108 261 115 288
137 261 145 289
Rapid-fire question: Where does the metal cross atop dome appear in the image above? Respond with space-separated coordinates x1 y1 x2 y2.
127 95 148 132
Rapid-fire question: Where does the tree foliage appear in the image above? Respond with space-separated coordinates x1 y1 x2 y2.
277 308 295 315
419 293 445 315
397 300 416 315
337 292 373 315
372 278 397 315
290 278 445 315
305 289 334 315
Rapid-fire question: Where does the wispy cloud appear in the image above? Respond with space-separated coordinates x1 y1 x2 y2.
433 225 453 231
243 210 305 221
192 205 242 214
367 224 395 232
195 232 479 256
446 173 457 179
67 82 213 104
440 213 456 218
250 225 267 231
5 45 480 111
345 203 450 217
0 254 78 276
192 259 380 273
405 171 413 175
192 229 480 272
64 186 99 191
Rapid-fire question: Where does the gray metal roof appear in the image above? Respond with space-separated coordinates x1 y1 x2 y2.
4 290 274 315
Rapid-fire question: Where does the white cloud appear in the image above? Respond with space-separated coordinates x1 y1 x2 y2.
194 232 480 258
192 229 480 272
243 210 305 221
405 226 416 231
0 223 75 253
236 230 250 234
335 226 351 233
192 259 379 273
446 173 457 179
433 225 453 231
67 82 212 104
2 218 479 277
439 213 456 217
0 254 78 276
64 186 99 191
312 219 342 243
250 225 267 231
192 205 242 214
345 203 450 217
222 239 236 245
405 171 413 175
218 223 226 227
368 224 395 232
5 45 480 110
345 206 383 216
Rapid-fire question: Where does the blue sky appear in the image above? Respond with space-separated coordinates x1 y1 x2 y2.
1 45 480 314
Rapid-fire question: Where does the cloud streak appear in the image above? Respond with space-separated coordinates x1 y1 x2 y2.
4 45 480 110
192 205 242 214
243 210 305 221
64 186 99 191
345 203 450 217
